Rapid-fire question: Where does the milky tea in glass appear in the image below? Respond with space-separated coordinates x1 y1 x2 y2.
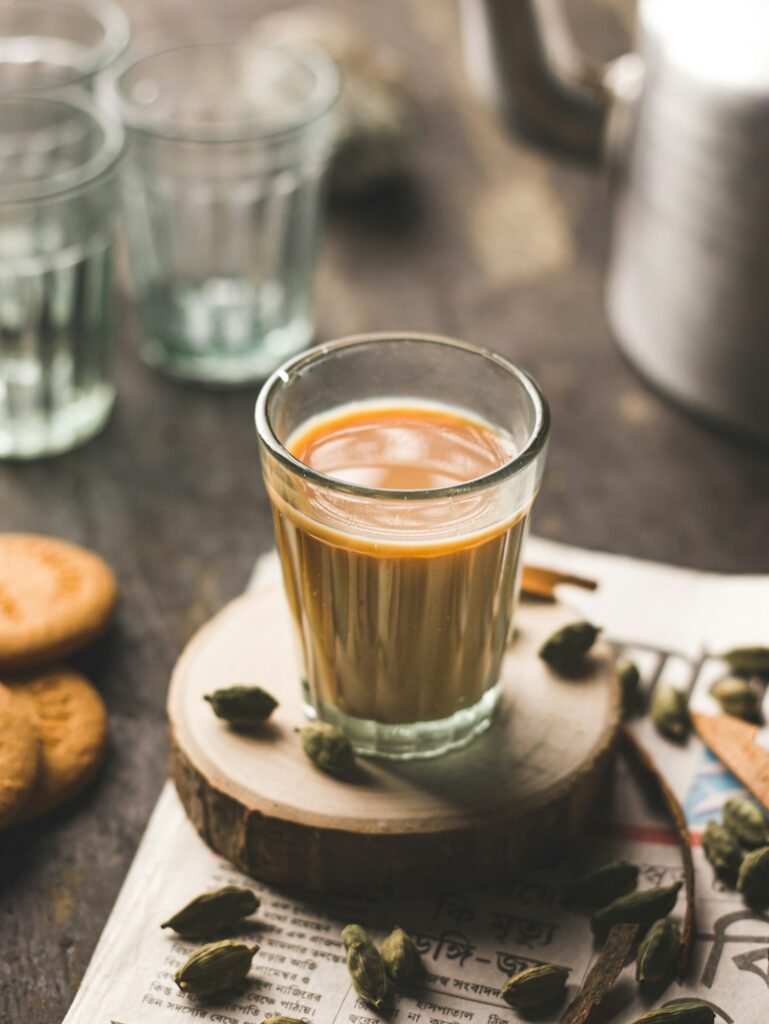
256 334 549 759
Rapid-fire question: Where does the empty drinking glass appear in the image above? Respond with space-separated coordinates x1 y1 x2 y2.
0 93 124 458
0 0 129 93
102 40 339 384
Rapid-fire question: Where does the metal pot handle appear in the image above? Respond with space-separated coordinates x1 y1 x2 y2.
457 0 630 162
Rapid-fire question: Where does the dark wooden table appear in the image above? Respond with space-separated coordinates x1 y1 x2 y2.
3 1 769 1020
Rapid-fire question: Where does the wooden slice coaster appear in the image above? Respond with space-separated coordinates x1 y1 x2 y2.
169 585 620 895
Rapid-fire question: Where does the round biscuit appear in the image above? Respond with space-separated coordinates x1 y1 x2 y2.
0 683 41 827
10 668 108 821
0 533 117 673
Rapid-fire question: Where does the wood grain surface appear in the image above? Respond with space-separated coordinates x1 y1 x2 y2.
3 0 769 1021
169 588 618 892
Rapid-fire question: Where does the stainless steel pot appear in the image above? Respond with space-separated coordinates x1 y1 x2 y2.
458 0 769 442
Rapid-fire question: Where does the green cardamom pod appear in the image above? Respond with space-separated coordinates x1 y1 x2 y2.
562 860 639 909
539 621 600 674
721 646 769 676
380 926 423 984
341 923 387 1008
499 963 569 1013
723 796 769 849
631 1000 715 1024
342 923 371 949
635 917 680 985
651 684 690 742
616 659 642 719
298 722 355 776
709 676 762 723
162 885 260 937
737 845 769 907
204 686 278 728
591 882 683 940
174 940 258 997
701 819 743 881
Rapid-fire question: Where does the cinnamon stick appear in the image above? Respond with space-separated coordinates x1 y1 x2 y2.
619 725 696 978
560 922 639 1024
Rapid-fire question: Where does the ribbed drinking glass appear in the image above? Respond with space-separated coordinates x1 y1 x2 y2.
0 0 129 93
103 40 339 384
256 333 550 759
0 92 124 458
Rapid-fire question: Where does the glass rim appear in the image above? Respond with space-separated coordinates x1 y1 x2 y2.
105 39 340 144
0 0 131 94
0 89 124 204
255 332 551 502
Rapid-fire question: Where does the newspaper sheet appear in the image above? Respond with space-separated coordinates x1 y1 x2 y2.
63 541 769 1024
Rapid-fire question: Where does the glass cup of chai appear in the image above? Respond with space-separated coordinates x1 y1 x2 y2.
256 332 550 759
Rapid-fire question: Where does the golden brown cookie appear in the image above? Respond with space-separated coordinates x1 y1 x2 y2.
0 533 117 673
0 683 41 827
10 668 108 821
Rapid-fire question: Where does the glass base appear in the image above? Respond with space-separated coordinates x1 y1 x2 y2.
0 384 114 460
137 278 314 385
308 681 502 760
